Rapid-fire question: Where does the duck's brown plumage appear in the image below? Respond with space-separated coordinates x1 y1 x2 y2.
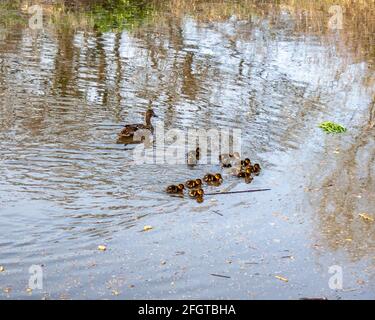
117 109 157 143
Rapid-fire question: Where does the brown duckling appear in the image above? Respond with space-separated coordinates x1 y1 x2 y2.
252 163 261 175
166 184 185 194
186 178 203 189
237 171 246 178
243 158 251 166
204 173 222 186
196 188 204 196
196 196 204 203
166 185 179 194
214 173 223 182
186 180 197 189
189 188 204 198
203 173 215 183
187 147 200 166
219 154 232 168
244 167 252 176
189 189 198 198
219 152 240 168
244 175 253 184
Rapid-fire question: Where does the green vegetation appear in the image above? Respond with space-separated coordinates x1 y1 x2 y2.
319 121 347 134
88 0 155 32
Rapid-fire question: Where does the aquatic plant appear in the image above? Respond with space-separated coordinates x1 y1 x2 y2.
319 121 347 134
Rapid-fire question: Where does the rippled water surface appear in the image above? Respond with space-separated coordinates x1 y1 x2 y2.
0 1 374 299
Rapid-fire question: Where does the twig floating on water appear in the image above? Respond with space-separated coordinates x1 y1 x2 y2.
210 273 231 279
205 188 271 196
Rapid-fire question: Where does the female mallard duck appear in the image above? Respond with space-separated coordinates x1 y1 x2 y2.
117 109 157 144
187 147 200 166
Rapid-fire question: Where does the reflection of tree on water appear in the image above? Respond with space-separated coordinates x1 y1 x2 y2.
310 96 375 262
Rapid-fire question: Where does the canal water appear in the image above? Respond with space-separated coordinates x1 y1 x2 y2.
0 1 374 299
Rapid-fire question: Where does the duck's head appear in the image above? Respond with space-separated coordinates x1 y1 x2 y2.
145 109 157 124
197 188 204 196
215 173 222 181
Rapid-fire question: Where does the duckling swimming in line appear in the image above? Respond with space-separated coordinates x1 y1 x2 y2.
117 109 157 144
204 173 223 186
219 152 240 168
203 173 215 183
166 184 185 194
189 188 204 198
187 147 200 166
252 163 261 175
186 178 202 189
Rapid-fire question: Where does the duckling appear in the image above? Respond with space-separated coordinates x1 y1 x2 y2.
187 147 200 166
177 184 185 192
195 178 202 186
237 171 246 178
219 154 232 168
252 163 261 175
243 158 251 166
214 173 223 183
244 175 253 184
166 184 185 194
166 185 179 194
189 189 198 198
244 167 252 176
203 173 215 183
196 188 204 196
186 179 198 189
196 196 204 203
219 152 240 168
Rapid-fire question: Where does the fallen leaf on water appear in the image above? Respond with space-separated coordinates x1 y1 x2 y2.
275 275 289 282
0 266 4 272
358 213 374 222
97 245 107 251
143 225 153 231
26 288 32 294
112 290 120 296
3 287 11 293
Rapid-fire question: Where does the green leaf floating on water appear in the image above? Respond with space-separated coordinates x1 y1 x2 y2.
319 121 347 134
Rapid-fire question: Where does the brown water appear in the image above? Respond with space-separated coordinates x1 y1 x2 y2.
0 1 374 299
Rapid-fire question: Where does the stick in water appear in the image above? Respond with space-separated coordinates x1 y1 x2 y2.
205 188 271 196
